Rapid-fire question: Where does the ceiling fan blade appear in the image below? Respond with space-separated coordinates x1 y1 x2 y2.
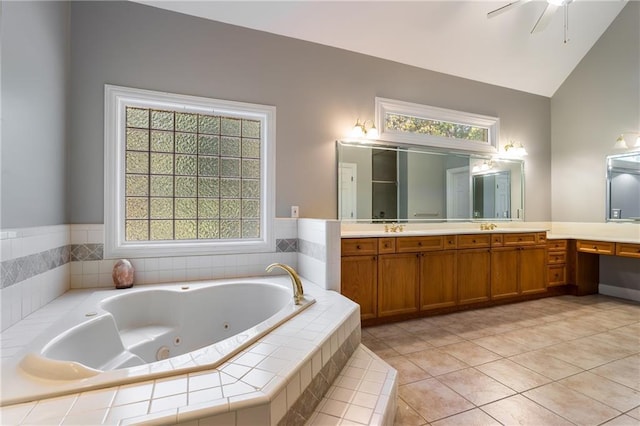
531 3 559 33
487 0 532 19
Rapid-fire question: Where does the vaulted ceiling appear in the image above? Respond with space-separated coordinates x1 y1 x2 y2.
135 1 628 97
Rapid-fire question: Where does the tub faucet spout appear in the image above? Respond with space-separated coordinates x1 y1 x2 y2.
266 263 304 305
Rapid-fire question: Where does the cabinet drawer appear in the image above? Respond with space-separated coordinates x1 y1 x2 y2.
548 265 566 286
548 251 567 265
444 235 457 249
503 233 538 246
547 239 568 250
491 234 504 247
396 236 444 252
457 234 491 249
378 238 396 254
341 238 377 256
616 243 640 259
576 240 615 255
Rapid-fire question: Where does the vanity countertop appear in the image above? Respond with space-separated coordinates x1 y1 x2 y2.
341 228 548 238
547 233 640 245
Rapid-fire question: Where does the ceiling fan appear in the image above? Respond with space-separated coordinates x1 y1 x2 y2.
488 0 573 39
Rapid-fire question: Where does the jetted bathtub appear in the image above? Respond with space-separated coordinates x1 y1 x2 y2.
3 278 314 405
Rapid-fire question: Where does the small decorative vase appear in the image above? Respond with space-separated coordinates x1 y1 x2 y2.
112 259 135 289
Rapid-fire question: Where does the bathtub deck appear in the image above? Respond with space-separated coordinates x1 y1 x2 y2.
0 276 398 425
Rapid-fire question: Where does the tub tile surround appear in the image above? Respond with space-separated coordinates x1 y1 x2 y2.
0 277 389 425
68 220 302 290
297 219 341 293
1 218 338 331
0 225 71 331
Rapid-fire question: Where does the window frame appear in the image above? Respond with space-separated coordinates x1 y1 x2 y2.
104 85 276 259
374 97 499 154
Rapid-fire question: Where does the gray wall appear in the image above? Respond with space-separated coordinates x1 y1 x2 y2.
551 1 640 292
68 1 551 223
1 1 70 228
551 1 640 222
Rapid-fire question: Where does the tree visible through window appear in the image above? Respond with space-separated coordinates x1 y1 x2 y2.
385 113 489 143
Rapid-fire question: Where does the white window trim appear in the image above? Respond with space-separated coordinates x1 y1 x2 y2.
104 84 276 259
375 97 499 154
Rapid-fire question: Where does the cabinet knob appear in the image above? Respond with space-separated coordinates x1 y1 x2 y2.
593 245 598 250
356 245 361 249
449 240 453 244
472 239 477 243
418 242 423 246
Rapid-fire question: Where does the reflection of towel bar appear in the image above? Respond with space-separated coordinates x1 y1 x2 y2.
414 213 439 217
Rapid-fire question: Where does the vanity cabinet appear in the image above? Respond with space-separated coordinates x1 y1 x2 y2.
341 232 549 323
378 253 420 317
491 248 520 299
491 233 547 298
519 246 548 295
547 239 568 286
420 250 457 310
457 248 491 304
340 239 378 320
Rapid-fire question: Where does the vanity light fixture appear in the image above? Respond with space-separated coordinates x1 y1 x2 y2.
503 140 528 157
613 132 640 151
350 119 379 140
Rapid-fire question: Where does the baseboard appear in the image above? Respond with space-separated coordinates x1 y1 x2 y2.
599 284 640 303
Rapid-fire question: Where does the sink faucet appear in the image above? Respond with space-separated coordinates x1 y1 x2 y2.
480 223 498 231
384 224 405 233
266 263 304 305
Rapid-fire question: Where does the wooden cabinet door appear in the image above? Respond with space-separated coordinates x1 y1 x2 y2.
420 251 457 310
520 246 547 295
491 248 519 299
341 255 378 320
378 253 420 317
457 249 491 304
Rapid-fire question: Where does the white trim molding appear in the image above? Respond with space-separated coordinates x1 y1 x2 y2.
104 85 276 259
375 97 499 154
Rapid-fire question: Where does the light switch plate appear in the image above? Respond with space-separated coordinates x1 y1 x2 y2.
291 206 299 218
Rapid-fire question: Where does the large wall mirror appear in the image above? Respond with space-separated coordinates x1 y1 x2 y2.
606 152 640 221
338 141 524 222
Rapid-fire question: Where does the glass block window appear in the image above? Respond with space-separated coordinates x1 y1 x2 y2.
105 85 275 258
374 97 499 153
124 107 261 241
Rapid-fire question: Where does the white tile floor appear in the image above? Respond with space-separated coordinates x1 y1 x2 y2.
363 295 640 426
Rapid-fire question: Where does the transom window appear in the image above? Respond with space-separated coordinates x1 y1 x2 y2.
375 97 499 153
105 85 275 258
